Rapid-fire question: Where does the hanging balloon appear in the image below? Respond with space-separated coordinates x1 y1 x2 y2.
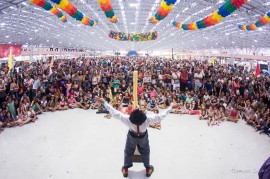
29 0 67 22
97 0 118 23
238 10 270 30
173 0 248 30
109 31 158 42
50 0 97 26
150 0 177 24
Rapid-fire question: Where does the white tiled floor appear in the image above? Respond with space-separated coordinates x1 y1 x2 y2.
0 109 269 179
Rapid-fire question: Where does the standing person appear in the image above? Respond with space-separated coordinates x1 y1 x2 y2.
0 79 6 105
180 68 188 92
10 78 19 99
163 68 172 90
194 69 203 92
113 76 120 93
95 96 178 178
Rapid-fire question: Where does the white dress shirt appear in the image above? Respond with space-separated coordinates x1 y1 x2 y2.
104 102 172 133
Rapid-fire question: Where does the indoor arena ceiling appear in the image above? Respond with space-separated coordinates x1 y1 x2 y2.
0 0 270 51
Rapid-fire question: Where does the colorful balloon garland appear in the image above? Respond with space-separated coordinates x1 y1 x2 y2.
50 0 97 26
150 0 177 24
97 0 118 23
173 0 248 30
238 11 270 30
109 31 158 42
29 0 67 22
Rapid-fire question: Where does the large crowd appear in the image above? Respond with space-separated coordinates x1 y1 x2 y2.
0 57 269 136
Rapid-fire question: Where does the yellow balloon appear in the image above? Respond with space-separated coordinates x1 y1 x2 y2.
213 10 224 21
58 0 69 9
192 22 198 30
50 6 57 13
264 14 270 22
81 16 87 23
160 1 167 8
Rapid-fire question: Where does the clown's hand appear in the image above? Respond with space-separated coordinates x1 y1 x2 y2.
170 102 179 108
95 96 106 104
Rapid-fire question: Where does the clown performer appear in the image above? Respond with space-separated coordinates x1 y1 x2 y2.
95 96 178 177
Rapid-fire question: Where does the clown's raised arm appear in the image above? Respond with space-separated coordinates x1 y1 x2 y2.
96 96 177 126
145 107 173 125
103 101 131 126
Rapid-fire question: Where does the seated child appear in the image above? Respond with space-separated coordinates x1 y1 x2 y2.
246 110 257 126
81 95 90 110
199 104 208 120
40 96 48 111
0 110 5 132
124 103 133 115
227 107 239 123
27 106 37 122
189 101 200 115
207 106 215 126
157 94 166 109
178 100 189 114
17 104 34 126
259 116 270 136
90 95 101 109
58 97 68 110
149 109 161 130
147 96 158 111
48 95 59 112
5 111 17 127
76 93 86 109
215 107 225 122
68 95 78 109
32 99 43 114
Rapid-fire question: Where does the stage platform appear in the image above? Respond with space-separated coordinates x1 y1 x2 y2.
0 109 269 179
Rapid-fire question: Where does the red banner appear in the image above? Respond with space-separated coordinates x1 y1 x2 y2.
0 44 22 58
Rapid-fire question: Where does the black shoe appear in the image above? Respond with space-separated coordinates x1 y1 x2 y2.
122 166 128 178
146 165 154 177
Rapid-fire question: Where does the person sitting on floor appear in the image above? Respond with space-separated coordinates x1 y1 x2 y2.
147 96 158 111
149 109 161 130
58 97 68 110
227 106 239 123
199 104 208 120
68 95 78 109
207 106 215 126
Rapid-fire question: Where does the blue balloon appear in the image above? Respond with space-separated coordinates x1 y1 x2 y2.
218 7 230 17
76 12 83 21
90 20 94 26
165 0 177 5
50 0 61 4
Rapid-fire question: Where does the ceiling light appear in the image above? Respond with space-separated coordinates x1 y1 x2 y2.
129 3 138 7
22 2 29 6
6 35 9 38
0 23 5 26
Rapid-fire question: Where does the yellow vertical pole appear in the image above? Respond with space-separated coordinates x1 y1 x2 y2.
133 71 138 109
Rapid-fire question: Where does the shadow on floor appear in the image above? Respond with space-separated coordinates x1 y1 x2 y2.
128 169 148 179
